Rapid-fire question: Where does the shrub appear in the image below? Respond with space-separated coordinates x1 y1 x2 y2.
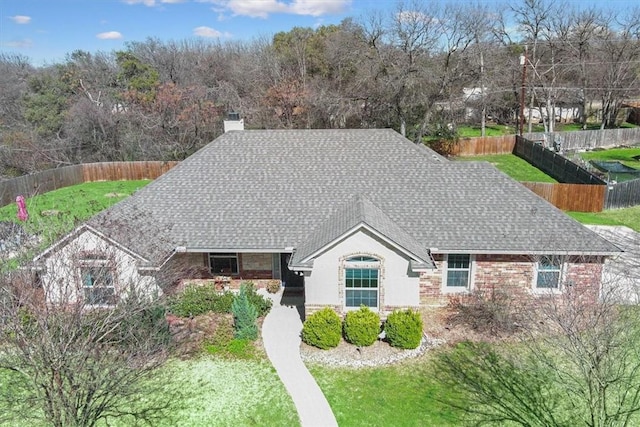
168 282 271 318
385 309 423 349
448 288 523 336
168 285 234 317
302 308 342 349
231 284 258 341
343 306 380 347
265 279 281 294
241 281 272 316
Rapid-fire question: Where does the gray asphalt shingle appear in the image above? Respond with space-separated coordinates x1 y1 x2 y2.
88 129 619 265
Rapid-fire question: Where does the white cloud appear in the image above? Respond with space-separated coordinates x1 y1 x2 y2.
4 39 33 48
200 0 350 18
97 31 123 40
193 26 231 38
122 0 156 5
122 0 186 6
10 15 31 24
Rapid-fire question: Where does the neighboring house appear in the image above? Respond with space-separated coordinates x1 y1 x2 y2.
33 129 620 317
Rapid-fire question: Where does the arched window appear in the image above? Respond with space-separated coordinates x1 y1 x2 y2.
344 256 380 309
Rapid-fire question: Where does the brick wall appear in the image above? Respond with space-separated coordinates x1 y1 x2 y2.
565 257 603 304
419 254 604 307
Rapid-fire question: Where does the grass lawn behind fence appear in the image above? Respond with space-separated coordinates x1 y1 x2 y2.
0 180 151 240
578 147 640 168
455 154 557 183
568 206 640 232
456 122 637 138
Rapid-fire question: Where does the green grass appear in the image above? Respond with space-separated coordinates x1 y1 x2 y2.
455 154 557 183
144 357 299 427
457 125 518 137
0 180 150 243
1 356 299 427
576 147 640 182
579 147 640 168
456 122 637 138
568 205 640 232
308 355 462 427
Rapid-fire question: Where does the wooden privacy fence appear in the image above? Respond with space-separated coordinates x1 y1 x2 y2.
81 161 178 182
0 161 178 208
453 135 516 156
521 182 606 213
606 179 640 209
514 136 606 185
524 127 640 151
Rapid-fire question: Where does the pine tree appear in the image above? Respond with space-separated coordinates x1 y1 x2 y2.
231 283 258 340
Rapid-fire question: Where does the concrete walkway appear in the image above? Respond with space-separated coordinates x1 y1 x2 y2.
262 290 339 427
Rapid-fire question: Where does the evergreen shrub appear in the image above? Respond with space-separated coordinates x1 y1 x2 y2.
384 309 423 349
343 306 380 347
231 283 259 341
302 308 342 349
168 285 234 317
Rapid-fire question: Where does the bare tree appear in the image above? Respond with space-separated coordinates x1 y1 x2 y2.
436 263 640 427
592 8 640 129
0 236 178 427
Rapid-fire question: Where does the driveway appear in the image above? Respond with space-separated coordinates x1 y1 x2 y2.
587 225 640 303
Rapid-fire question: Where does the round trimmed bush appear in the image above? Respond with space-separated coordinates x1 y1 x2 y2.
384 309 423 349
343 306 380 347
302 308 342 349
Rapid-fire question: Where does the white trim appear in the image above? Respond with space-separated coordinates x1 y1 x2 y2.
431 249 618 256
344 263 380 311
441 254 475 294
301 223 429 265
531 256 564 294
33 224 150 264
78 262 116 306
181 247 294 254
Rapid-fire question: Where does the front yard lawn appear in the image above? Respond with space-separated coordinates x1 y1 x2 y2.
148 358 299 427
308 355 462 427
0 357 299 427
455 154 557 183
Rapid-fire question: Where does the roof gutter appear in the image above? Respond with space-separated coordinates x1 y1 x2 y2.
430 248 622 256
175 247 295 254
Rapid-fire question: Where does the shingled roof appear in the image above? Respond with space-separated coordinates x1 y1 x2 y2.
87 129 619 267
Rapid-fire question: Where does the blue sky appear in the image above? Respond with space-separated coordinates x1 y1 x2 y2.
0 0 374 65
0 0 637 66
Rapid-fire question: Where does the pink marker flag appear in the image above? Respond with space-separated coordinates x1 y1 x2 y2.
16 195 28 221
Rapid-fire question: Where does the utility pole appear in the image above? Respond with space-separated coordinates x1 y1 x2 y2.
519 45 528 137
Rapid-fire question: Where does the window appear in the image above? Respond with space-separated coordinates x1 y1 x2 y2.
445 254 471 290
80 265 115 305
344 256 380 309
209 253 239 275
536 256 562 289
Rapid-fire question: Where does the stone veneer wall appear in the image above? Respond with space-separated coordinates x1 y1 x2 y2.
307 255 605 319
420 254 604 307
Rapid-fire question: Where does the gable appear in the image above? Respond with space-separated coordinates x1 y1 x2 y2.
290 194 434 270
79 129 620 266
33 225 149 266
